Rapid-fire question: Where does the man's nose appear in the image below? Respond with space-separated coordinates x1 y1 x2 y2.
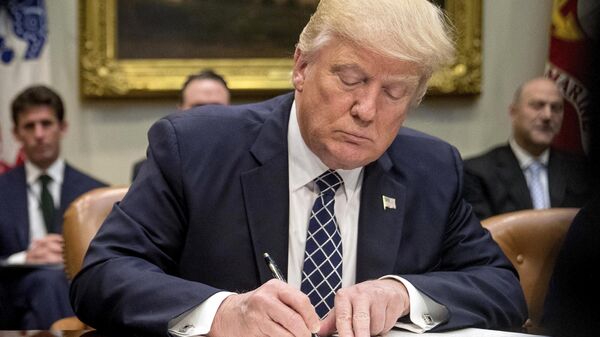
350 87 378 122
539 104 552 119
33 123 46 138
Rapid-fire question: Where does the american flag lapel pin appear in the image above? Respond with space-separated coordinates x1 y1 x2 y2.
382 195 396 210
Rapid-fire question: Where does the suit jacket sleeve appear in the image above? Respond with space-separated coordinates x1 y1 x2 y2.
70 118 222 337
397 145 527 331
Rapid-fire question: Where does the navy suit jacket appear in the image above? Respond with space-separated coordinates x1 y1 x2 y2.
71 93 527 336
0 164 107 260
542 193 600 337
463 145 590 220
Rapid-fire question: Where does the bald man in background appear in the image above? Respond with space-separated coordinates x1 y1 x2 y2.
131 70 230 180
463 77 591 219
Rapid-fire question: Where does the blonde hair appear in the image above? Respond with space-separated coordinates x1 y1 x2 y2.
297 0 455 89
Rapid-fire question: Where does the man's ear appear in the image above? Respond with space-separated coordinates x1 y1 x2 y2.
59 120 69 137
12 125 21 142
509 104 517 121
292 48 308 92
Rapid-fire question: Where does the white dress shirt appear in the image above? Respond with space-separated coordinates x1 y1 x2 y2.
6 159 65 265
509 138 550 208
169 102 446 336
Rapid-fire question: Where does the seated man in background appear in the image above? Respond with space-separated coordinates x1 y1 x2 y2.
71 1 527 337
0 85 107 329
463 77 590 220
131 69 230 181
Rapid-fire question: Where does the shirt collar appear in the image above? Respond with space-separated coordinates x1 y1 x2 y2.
509 138 549 169
25 159 65 186
288 101 362 198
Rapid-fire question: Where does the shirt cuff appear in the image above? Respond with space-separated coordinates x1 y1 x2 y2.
380 275 448 333
6 251 27 265
168 291 235 337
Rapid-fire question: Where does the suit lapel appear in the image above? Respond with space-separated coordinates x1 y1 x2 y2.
8 167 30 249
498 146 532 209
356 154 407 282
547 150 566 206
241 96 293 284
56 164 76 233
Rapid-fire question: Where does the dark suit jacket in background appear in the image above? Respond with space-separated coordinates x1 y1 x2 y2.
463 145 590 220
71 93 527 337
0 164 107 259
0 163 107 329
542 192 600 337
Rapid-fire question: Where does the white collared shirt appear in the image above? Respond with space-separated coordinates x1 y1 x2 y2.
509 138 550 208
6 159 65 264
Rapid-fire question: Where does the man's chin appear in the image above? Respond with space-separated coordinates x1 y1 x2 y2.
531 134 555 145
29 156 57 169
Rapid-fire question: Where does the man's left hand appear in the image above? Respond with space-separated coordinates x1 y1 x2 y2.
318 279 410 337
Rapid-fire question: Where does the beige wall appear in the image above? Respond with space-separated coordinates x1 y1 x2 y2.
45 0 552 185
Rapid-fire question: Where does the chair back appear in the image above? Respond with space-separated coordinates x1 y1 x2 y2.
62 186 128 280
481 207 578 334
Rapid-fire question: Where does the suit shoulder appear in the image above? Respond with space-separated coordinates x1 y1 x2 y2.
154 93 293 152
167 92 293 128
551 148 590 165
0 166 25 187
395 127 453 149
65 164 108 188
390 128 458 163
463 145 511 169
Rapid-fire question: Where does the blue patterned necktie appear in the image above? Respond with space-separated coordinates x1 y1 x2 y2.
301 170 344 318
527 161 547 209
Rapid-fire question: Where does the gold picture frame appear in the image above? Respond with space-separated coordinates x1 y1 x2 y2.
79 0 481 98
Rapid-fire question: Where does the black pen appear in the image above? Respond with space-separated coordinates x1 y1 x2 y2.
263 252 320 337
263 252 286 282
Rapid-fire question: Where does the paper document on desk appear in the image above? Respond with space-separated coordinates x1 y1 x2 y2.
387 327 546 336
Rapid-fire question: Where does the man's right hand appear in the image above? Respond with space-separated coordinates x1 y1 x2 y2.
25 233 64 264
209 279 320 337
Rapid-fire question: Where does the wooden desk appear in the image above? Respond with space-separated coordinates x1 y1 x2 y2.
0 329 545 337
0 331 90 337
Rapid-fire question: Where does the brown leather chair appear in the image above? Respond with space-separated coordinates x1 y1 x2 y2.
51 186 128 331
481 207 579 335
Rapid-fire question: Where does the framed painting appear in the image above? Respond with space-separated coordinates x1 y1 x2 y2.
79 0 482 98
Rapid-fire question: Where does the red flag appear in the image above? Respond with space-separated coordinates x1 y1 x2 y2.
545 0 597 155
0 158 10 174
15 147 26 166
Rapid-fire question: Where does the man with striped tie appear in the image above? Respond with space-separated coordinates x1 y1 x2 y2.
463 77 591 220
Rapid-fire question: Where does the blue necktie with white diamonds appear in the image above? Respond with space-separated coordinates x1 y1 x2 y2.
301 170 344 318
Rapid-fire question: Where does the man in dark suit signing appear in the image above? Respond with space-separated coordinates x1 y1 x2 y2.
71 1 527 337
0 85 107 329
463 77 590 220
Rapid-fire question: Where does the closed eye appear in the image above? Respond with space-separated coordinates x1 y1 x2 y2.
338 73 364 86
331 65 368 87
384 85 411 101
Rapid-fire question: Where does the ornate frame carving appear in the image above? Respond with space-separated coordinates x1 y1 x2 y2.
79 0 481 98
